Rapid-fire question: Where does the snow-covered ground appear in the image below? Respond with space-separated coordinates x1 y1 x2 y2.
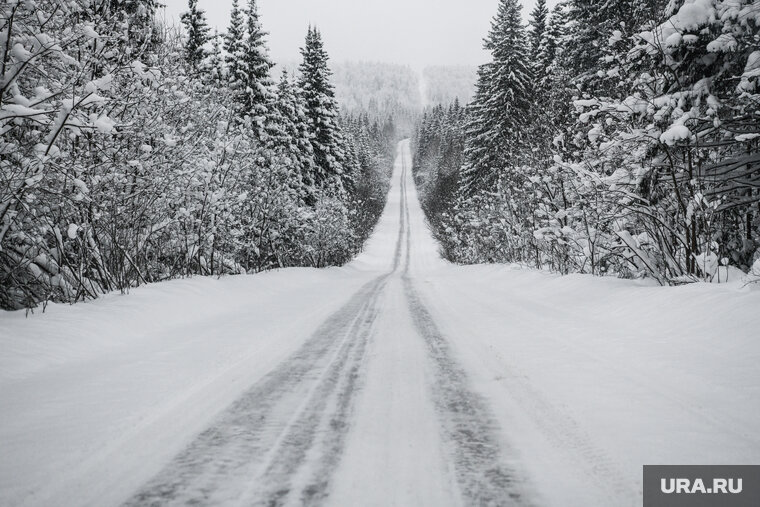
1 140 759 506
416 265 760 505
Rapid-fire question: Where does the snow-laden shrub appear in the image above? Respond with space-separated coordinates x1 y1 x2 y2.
413 0 759 285
0 1 395 310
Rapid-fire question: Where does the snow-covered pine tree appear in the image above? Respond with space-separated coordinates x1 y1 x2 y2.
571 0 760 280
413 0 759 283
412 102 469 259
180 0 210 69
0 0 394 310
537 4 567 83
526 2 572 146
273 70 317 202
528 0 548 67
461 0 532 195
205 30 225 83
525 0 559 147
234 0 274 135
340 111 396 251
564 0 657 95
223 0 245 86
298 26 349 194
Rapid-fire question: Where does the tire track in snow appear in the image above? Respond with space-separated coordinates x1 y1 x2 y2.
245 276 385 506
398 148 528 506
432 289 639 503
121 275 383 506
124 161 413 506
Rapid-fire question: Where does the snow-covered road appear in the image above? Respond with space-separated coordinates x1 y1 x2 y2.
2 141 759 507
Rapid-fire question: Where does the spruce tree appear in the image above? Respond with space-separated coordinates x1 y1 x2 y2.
530 3 572 136
462 0 532 194
180 0 210 69
235 0 274 134
109 0 161 57
527 2 569 143
298 26 349 193
537 4 567 79
205 30 225 83
528 0 548 64
565 0 656 93
273 70 317 201
224 0 245 84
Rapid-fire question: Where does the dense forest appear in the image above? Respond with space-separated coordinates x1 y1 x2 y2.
414 0 760 284
0 0 398 310
3 0 759 312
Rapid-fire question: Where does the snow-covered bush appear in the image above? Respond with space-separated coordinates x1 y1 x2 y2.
0 0 394 310
413 0 759 285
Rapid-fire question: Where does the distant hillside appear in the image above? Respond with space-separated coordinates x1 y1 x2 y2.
331 63 477 113
274 61 477 126
331 62 421 118
421 66 477 106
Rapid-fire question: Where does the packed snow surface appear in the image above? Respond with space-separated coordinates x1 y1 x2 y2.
1 141 759 506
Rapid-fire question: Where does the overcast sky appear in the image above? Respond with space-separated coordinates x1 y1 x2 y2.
159 0 558 67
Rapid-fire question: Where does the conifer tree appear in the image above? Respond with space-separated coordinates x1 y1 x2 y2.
412 0 760 281
298 26 349 193
224 0 245 84
528 0 548 64
537 4 567 79
565 0 656 93
0 0 396 309
205 30 225 83
109 0 162 58
462 0 532 194
180 0 210 68
236 0 274 134
273 70 317 201
526 2 570 147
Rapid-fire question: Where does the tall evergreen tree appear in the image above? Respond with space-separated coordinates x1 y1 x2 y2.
273 70 317 201
235 0 274 133
109 0 161 57
180 0 210 68
205 30 225 83
462 0 532 194
298 26 349 193
224 0 245 83
537 3 567 78
528 0 548 63
528 3 570 144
